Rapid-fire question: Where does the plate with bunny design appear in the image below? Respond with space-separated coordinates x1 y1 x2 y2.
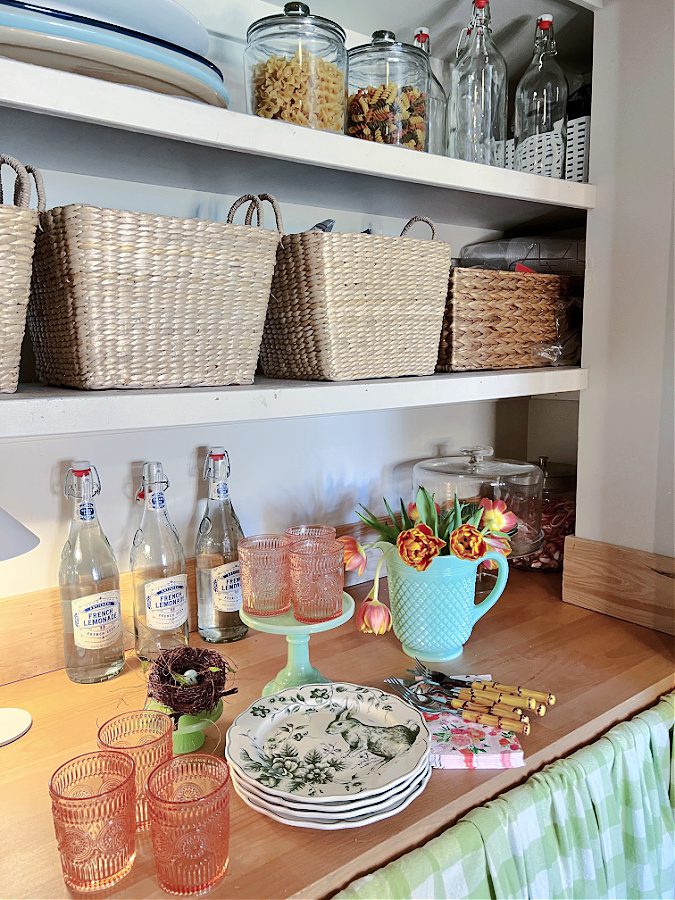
225 683 429 802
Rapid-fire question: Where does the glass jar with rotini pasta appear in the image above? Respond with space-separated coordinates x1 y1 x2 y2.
347 31 431 151
245 2 347 133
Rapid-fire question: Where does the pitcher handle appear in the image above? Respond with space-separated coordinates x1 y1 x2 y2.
472 552 508 625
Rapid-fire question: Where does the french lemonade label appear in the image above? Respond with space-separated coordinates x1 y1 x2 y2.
77 502 96 522
145 575 188 630
71 590 122 650
208 481 230 502
211 561 242 612
145 489 166 510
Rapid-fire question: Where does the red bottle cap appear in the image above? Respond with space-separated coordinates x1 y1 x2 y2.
537 14 553 29
474 0 488 9
71 461 91 477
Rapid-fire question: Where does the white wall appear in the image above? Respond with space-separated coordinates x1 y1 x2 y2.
0 400 528 599
576 0 674 557
527 393 579 466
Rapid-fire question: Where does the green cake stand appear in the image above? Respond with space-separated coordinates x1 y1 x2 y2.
240 593 355 697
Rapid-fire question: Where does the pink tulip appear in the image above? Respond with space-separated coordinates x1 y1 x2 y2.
482 532 512 570
479 498 518 533
338 535 368 576
356 595 392 635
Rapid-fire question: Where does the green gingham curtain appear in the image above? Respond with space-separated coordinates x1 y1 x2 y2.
336 693 674 900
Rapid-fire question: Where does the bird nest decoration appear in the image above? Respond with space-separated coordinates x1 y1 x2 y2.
146 647 238 754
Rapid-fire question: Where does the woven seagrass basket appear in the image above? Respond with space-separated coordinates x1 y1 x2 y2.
437 268 569 371
259 216 451 381
29 193 282 389
0 156 44 393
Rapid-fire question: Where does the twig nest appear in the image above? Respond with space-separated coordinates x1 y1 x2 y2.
147 646 236 716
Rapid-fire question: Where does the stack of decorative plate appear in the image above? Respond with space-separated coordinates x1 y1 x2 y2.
0 0 229 107
225 683 431 830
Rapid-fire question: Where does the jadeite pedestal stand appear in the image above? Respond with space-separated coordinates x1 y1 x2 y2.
240 593 354 697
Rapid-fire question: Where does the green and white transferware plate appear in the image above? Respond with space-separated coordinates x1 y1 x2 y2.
225 682 429 801
231 765 432 830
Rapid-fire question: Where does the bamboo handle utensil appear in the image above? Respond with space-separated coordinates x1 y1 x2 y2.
487 682 556 706
457 687 537 711
469 696 526 717
447 699 529 724
461 710 530 735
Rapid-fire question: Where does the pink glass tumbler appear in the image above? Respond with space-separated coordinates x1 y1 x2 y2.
284 524 337 542
239 534 291 617
147 754 231 896
49 750 136 893
288 538 345 623
97 710 173 829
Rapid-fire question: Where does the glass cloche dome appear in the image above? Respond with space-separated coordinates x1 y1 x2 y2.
412 445 544 558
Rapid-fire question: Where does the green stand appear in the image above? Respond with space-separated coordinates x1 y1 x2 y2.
240 593 355 697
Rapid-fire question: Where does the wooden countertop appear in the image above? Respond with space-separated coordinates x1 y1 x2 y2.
1 571 672 900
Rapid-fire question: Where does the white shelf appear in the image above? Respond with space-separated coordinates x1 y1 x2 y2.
1 370 589 438
0 58 595 230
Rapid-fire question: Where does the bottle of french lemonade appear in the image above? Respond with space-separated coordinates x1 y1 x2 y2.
59 461 125 683
196 447 248 643
130 461 189 662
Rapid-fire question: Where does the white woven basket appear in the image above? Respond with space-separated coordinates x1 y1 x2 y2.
0 156 44 393
505 116 590 182
29 193 282 390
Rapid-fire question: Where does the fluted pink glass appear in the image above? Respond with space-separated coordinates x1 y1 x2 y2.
97 710 173 829
239 534 291 617
147 754 231 896
288 538 345 623
49 750 136 893
283 524 337 542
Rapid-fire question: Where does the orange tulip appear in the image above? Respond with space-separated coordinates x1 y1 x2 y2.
449 524 487 561
396 524 446 572
338 535 368 576
407 500 441 523
356 593 392 635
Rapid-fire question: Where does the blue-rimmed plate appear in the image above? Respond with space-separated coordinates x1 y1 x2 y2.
0 0 228 107
7 0 210 55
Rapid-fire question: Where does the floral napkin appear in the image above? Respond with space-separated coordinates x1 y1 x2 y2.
423 711 525 769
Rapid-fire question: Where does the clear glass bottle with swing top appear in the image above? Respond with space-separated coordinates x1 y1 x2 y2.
195 447 248 644
449 0 507 166
514 15 568 177
59 461 125 684
130 461 189 663
413 27 447 155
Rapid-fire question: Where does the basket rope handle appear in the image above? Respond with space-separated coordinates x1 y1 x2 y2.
255 193 284 233
400 215 436 240
226 194 264 226
0 154 31 208
243 193 284 235
23 164 47 212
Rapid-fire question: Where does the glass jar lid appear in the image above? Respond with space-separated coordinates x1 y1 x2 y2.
247 2 346 43
348 30 429 66
532 455 577 490
416 446 543 486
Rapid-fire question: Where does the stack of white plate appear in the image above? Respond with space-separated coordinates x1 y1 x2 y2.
225 683 431 830
0 0 229 107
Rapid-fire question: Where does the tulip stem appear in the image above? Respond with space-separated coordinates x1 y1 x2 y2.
370 551 387 602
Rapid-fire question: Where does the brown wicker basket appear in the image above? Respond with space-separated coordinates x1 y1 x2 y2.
28 193 282 390
437 267 568 371
259 216 451 381
0 156 44 393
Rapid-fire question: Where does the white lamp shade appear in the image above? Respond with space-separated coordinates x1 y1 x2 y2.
0 505 39 561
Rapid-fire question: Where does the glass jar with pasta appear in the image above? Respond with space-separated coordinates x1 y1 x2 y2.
347 31 431 151
245 2 347 133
